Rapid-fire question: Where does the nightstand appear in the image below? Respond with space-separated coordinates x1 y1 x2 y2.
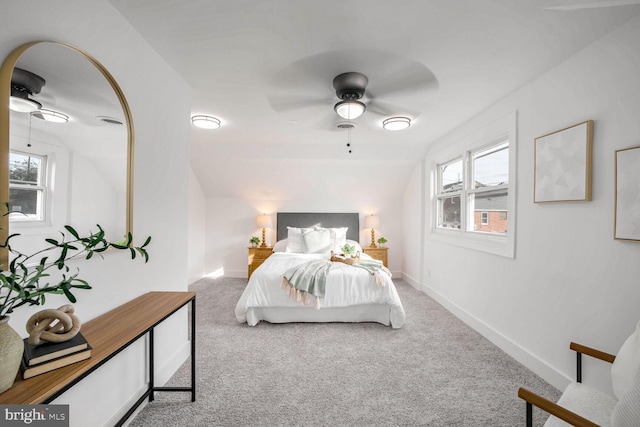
248 247 273 279
363 247 388 268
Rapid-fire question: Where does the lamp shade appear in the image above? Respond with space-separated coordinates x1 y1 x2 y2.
9 96 41 113
334 100 366 120
256 214 272 228
364 215 380 229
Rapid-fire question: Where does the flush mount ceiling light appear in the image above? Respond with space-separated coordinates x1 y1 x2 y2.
191 115 221 129
383 116 411 131
31 109 69 123
10 68 45 113
334 100 366 120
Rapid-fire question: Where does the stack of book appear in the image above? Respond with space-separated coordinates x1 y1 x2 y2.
21 332 92 379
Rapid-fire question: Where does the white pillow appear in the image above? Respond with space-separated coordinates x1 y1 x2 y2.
285 227 311 253
302 228 331 254
612 321 640 400
273 239 288 252
612 365 640 427
314 226 348 252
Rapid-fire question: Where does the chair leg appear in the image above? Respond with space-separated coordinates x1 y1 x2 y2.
576 352 582 383
526 401 533 427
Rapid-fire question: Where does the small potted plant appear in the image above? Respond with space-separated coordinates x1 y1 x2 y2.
342 243 356 257
377 237 388 247
249 236 260 247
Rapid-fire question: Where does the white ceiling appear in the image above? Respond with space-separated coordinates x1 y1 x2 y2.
108 0 640 199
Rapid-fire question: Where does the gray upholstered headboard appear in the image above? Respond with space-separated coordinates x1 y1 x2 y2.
276 212 359 242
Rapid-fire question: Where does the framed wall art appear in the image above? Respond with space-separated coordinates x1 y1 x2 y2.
534 120 593 203
615 145 640 241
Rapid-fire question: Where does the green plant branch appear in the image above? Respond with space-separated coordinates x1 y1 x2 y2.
0 224 151 318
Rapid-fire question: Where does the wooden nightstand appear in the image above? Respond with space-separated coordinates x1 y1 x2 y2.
248 247 273 279
363 247 388 268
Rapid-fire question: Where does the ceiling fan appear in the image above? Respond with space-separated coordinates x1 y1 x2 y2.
266 49 439 131
9 68 45 113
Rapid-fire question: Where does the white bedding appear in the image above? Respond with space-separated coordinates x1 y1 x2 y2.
235 252 406 328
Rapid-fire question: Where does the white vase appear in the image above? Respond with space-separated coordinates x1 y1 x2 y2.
0 316 23 393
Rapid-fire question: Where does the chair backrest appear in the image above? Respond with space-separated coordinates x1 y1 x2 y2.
611 321 640 400
611 365 640 427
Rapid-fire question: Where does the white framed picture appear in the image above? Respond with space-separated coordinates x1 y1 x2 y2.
534 120 593 203
615 145 640 241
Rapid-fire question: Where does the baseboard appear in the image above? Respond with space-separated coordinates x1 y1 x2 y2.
224 269 247 279
400 272 422 291
418 281 570 391
155 341 191 385
112 341 191 427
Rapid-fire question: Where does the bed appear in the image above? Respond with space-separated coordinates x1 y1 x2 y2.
235 212 406 328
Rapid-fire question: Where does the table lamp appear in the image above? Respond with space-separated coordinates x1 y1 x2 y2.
364 214 380 248
256 214 272 247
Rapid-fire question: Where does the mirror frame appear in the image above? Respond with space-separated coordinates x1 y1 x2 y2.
0 41 134 267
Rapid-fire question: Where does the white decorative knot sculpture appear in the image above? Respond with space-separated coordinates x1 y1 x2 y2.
25 304 81 346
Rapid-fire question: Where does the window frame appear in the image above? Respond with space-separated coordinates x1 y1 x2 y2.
480 212 489 225
9 150 48 223
8 127 70 237
428 112 517 258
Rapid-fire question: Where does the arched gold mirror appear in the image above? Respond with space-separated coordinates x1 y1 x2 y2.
0 41 134 266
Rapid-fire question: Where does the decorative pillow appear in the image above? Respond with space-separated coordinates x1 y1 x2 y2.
302 228 331 254
611 364 640 427
612 321 640 400
285 227 311 253
314 226 348 252
273 239 288 252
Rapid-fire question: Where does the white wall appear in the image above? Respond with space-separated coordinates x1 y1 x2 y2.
188 166 206 283
1 1 192 425
404 15 640 394
205 195 403 278
401 163 424 288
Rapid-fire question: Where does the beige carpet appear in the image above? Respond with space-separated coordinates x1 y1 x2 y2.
128 277 560 426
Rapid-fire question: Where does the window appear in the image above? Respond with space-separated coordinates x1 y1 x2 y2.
436 140 509 235
9 151 47 222
480 212 489 225
469 141 509 235
436 158 462 229
429 112 516 258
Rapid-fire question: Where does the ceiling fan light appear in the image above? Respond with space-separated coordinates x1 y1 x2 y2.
191 115 221 129
9 96 41 113
383 116 411 131
334 100 366 120
32 109 69 123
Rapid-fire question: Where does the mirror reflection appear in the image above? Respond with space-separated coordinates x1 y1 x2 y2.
7 42 129 254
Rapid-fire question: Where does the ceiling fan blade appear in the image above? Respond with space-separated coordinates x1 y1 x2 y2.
366 61 439 101
267 95 330 113
367 99 421 119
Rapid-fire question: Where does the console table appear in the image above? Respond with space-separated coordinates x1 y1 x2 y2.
0 291 196 426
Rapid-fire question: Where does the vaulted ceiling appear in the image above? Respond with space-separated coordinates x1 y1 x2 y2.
109 0 640 199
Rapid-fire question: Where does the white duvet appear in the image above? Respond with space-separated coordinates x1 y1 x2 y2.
235 252 406 328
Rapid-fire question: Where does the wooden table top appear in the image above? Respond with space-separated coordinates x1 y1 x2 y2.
0 291 195 404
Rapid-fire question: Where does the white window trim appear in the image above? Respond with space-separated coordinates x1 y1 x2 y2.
9 150 48 223
9 127 70 237
481 212 489 225
427 112 517 258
